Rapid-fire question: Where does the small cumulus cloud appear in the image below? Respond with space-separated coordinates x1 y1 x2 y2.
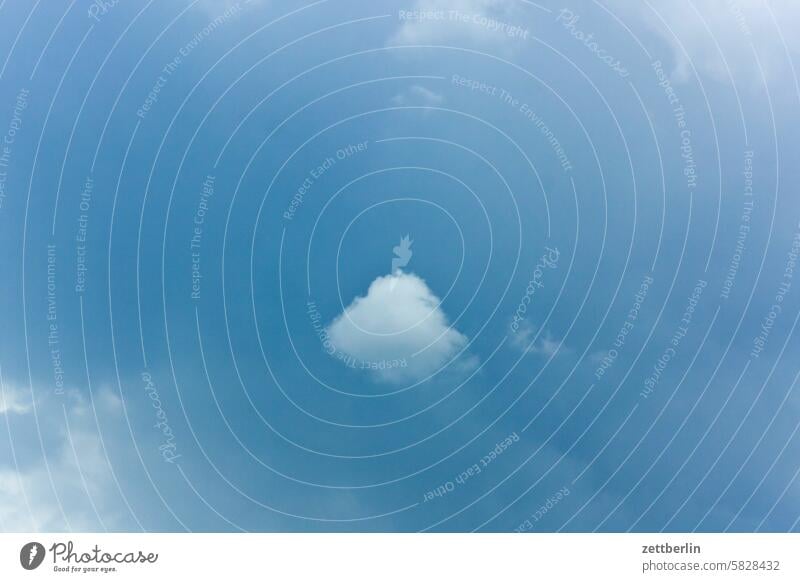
326 271 474 383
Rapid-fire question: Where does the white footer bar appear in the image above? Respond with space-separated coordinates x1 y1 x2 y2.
1 534 796 581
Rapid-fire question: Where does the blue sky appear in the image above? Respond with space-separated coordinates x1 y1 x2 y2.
1 0 800 532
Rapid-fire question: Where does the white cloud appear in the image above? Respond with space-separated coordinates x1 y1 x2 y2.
392 85 445 106
389 0 530 52
509 320 569 358
0 386 127 531
610 0 800 84
0 383 31 415
326 271 473 383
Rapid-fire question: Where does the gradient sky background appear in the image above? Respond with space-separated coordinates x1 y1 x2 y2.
1 0 800 532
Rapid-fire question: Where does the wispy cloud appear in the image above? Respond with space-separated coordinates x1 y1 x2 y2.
392 85 445 106
509 320 570 358
609 0 800 85
0 383 31 415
